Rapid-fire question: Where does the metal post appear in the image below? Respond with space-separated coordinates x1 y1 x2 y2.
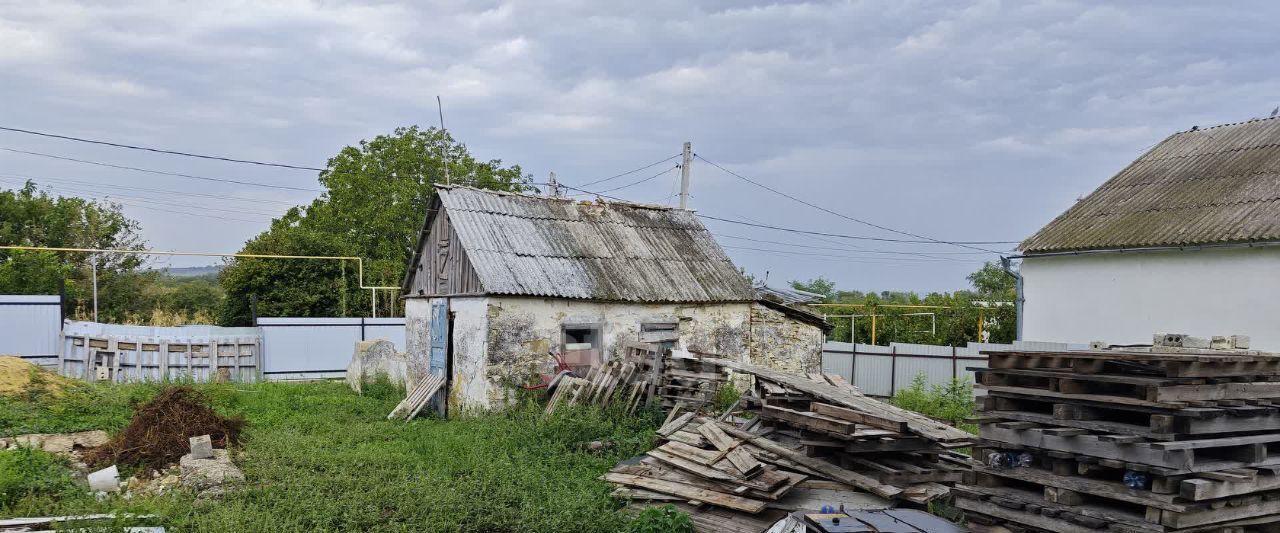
871 314 877 345
678 142 692 209
91 253 98 322
548 172 559 197
371 288 377 318
978 308 985 342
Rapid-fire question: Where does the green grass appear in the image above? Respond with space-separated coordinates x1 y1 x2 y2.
1 380 665 532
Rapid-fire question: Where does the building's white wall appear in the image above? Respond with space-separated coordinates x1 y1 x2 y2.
1022 247 1280 350
406 295 827 413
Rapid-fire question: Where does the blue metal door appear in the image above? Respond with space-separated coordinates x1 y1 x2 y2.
429 300 448 413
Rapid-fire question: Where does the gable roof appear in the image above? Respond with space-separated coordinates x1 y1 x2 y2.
1020 117 1280 254
402 186 755 302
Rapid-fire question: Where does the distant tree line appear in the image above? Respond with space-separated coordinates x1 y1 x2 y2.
790 262 1017 345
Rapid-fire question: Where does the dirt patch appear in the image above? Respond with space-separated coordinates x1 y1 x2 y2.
0 356 75 396
85 386 245 472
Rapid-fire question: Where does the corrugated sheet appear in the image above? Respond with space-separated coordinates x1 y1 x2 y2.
1021 117 1280 253
0 295 62 366
432 187 755 302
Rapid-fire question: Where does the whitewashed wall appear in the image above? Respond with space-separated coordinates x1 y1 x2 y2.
1022 247 1280 350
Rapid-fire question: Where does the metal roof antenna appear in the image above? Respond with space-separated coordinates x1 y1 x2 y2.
437 95 451 185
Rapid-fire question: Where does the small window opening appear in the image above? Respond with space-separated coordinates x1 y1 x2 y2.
561 324 602 374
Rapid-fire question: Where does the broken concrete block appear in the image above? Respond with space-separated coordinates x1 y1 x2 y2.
347 339 410 394
1233 335 1251 350
1154 333 1186 347
1182 336 1211 349
88 465 121 492
1089 341 1108 350
189 434 214 460
180 449 245 492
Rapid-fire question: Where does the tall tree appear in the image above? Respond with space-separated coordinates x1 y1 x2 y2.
219 126 531 325
0 181 150 321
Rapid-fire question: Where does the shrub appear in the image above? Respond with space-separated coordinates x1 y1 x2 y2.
891 373 976 433
626 504 694 533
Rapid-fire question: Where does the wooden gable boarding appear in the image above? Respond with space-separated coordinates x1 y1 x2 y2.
405 202 483 297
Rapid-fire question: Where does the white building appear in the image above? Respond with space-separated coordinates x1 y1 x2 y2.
401 186 830 413
1015 117 1280 350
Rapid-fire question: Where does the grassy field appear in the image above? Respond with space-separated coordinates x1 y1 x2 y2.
0 380 665 532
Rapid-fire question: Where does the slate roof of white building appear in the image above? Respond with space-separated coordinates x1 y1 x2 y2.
404 186 755 302
1021 116 1280 253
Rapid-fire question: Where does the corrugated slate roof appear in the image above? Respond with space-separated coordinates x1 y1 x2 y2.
1021 117 1280 253
423 186 754 302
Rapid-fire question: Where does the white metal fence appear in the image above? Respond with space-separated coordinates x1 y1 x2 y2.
258 317 405 380
0 295 63 369
821 340 1088 397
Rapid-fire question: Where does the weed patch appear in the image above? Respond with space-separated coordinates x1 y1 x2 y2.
891 373 977 434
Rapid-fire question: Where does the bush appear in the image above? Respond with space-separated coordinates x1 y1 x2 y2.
891 373 976 433
626 504 694 533
0 448 79 508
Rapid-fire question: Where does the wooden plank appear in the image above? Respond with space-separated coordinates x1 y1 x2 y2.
811 402 909 433
714 422 902 499
760 405 856 435
602 473 766 514
698 423 763 478
699 356 971 443
1181 474 1280 501
1156 382 1280 403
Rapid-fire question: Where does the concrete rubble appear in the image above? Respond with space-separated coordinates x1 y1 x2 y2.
179 449 245 499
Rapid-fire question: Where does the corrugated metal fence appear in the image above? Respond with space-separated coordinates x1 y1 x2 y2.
821 340 1088 397
258 318 405 381
0 295 63 369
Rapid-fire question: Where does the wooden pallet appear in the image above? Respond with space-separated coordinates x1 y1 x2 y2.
984 350 1280 379
978 392 1280 439
975 367 1280 405
980 423 1280 473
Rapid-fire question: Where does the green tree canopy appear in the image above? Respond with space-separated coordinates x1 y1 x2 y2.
0 181 150 321
219 126 532 325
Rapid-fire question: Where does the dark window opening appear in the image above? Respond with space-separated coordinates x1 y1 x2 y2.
561 324 602 374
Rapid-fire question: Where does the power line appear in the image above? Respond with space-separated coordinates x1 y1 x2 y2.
713 233 994 261
0 146 323 192
0 125 325 171
0 177 281 217
699 213 1019 245
694 153 1009 254
576 154 681 188
0 177 278 220
595 165 680 194
0 171 303 206
720 245 950 266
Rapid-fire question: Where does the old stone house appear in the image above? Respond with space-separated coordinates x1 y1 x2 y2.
401 186 829 412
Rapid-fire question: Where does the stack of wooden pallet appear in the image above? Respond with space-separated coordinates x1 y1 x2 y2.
605 356 974 529
959 337 1280 533
545 343 727 415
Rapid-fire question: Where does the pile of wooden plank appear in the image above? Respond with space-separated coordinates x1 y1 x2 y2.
959 337 1280 533
605 356 974 529
545 343 726 415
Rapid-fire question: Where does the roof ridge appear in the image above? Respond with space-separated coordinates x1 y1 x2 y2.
438 184 679 211
1048 196 1280 219
1174 114 1280 135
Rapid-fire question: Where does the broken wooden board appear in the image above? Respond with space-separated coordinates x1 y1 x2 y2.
603 473 767 514
387 373 445 421
695 356 972 444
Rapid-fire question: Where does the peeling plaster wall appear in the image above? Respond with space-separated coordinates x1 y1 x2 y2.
404 298 432 383
748 303 825 374
448 297 491 412
408 295 826 413
475 297 752 410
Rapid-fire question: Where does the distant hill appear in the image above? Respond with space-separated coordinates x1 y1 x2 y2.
154 265 225 278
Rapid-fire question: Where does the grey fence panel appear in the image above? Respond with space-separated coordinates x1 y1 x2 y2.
820 340 1087 397
258 317 405 381
0 295 62 368
60 321 260 383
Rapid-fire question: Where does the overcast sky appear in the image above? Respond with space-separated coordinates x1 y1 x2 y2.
2 0 1277 293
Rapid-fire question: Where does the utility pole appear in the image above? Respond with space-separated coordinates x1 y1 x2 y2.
547 172 559 197
678 141 693 209
91 253 98 322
